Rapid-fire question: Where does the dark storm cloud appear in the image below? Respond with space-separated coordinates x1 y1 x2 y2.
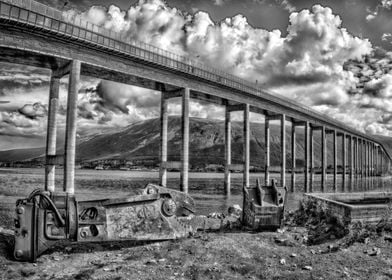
96 80 160 114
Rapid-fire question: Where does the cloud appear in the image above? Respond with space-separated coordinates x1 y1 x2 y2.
364 74 392 98
18 103 47 119
4 0 392 141
275 0 295 12
366 0 392 21
382 33 392 41
59 1 378 134
96 80 160 114
0 111 46 138
212 0 228 6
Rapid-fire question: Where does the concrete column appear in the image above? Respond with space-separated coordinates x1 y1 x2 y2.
291 123 296 192
159 92 168 187
265 118 270 185
361 140 364 179
224 106 231 195
321 126 326 192
342 133 346 192
350 135 354 192
304 122 310 193
366 142 370 178
281 114 286 188
45 76 60 192
333 130 337 192
243 104 250 188
180 88 190 193
374 144 376 176
365 141 369 190
64 60 81 195
309 126 314 193
380 151 383 176
355 138 358 178
376 145 379 175
352 137 358 191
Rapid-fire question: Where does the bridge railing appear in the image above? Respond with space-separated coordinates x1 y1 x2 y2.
0 0 391 158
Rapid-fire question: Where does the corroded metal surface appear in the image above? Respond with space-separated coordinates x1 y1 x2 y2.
243 179 287 230
14 185 196 262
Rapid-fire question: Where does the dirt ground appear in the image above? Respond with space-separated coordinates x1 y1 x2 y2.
1 225 392 280
1 169 392 279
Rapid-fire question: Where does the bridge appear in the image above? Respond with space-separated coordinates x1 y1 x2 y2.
0 0 391 197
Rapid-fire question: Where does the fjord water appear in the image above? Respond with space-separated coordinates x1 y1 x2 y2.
1 168 391 216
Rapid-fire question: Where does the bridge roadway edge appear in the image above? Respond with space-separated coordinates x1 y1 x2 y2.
0 21 390 160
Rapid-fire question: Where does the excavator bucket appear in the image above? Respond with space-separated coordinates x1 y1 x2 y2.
14 184 196 262
243 179 287 230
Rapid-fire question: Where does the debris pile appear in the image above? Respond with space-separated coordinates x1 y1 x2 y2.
285 199 349 245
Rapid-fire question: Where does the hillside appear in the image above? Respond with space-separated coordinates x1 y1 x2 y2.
1 117 391 169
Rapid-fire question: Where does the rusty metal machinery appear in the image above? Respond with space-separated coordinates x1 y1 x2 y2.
14 184 196 262
14 181 287 262
243 179 287 230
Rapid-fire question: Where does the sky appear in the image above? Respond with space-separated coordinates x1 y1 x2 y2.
1 0 392 150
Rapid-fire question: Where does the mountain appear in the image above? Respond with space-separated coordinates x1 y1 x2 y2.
1 117 391 170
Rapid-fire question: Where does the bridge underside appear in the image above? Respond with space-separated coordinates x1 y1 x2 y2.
0 20 390 196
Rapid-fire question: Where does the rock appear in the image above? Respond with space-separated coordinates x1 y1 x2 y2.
364 237 370 244
279 258 286 265
277 228 286 234
384 235 392 242
64 247 72 253
146 259 158 265
367 247 381 256
228 204 242 217
53 256 60 261
303 266 313 271
207 212 225 219
290 253 297 258
158 258 166 263
274 237 296 247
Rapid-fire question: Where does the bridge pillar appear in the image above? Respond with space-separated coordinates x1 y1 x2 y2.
342 133 346 192
243 104 250 188
368 142 371 178
333 130 337 192
366 141 370 190
309 126 314 193
224 106 231 195
361 139 364 179
376 146 380 176
353 137 358 191
373 143 376 176
159 92 168 187
321 126 326 192
45 76 60 192
265 118 270 185
180 88 190 193
304 121 310 193
281 114 286 188
64 60 81 195
291 123 296 192
350 135 354 192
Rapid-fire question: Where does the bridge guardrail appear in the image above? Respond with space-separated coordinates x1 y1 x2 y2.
0 0 390 160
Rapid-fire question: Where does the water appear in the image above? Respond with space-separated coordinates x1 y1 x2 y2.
1 168 392 215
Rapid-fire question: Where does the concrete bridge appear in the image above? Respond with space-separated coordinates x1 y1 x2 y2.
0 0 391 196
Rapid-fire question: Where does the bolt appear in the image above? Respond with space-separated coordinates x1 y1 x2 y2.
80 230 87 238
16 207 24 215
15 250 23 258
